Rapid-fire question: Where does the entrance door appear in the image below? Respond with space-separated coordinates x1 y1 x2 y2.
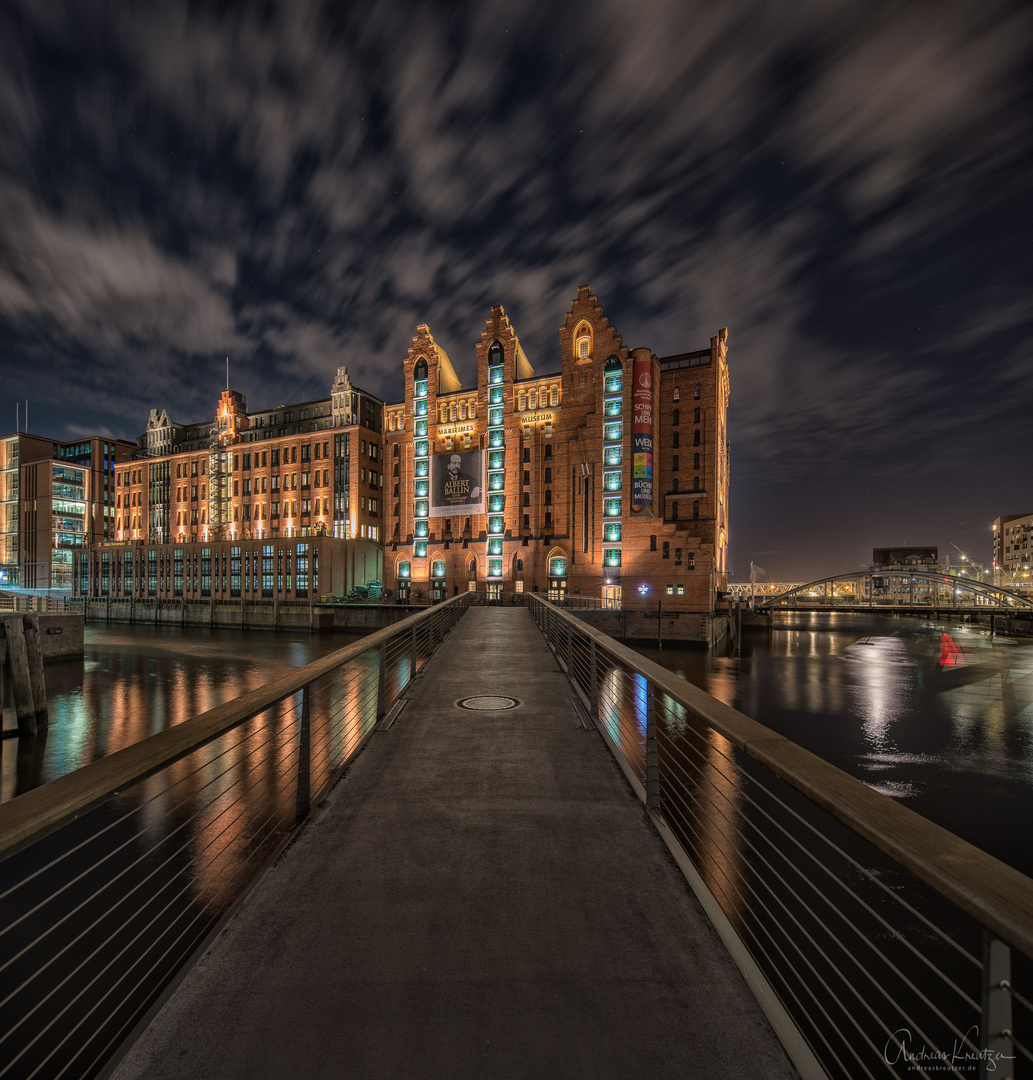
486 583 504 605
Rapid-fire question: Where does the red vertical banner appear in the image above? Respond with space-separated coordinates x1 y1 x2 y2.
632 356 653 507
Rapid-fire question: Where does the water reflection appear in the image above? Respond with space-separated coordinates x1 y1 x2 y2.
633 613 1033 878
1 625 366 802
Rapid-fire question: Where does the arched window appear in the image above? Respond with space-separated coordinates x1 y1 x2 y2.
519 392 526 411
459 402 466 419
451 405 457 422
397 561 411 579
549 556 567 577
468 559 476 577
529 390 536 410
551 386 558 406
414 358 428 382
574 321 593 360
432 559 446 578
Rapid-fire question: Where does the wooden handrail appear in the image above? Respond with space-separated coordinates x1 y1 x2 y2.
531 596 1033 960
0 592 472 863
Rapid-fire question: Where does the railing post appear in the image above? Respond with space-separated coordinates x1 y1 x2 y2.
295 684 311 820
590 638 598 717
980 932 1013 1079
377 643 388 722
645 683 659 811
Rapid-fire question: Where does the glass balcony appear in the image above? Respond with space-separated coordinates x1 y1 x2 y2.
415 480 429 498
604 446 623 466
414 540 427 558
414 380 428 398
489 368 503 384
603 471 622 491
415 461 429 478
415 440 429 458
415 400 427 417
604 374 622 394
487 558 502 578
415 419 428 437
488 538 502 555
488 515 504 535
489 385 504 405
489 431 504 448
488 472 505 491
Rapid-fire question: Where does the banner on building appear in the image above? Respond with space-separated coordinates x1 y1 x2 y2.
430 449 485 517
632 357 653 506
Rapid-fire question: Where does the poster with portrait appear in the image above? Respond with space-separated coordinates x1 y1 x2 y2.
430 449 485 517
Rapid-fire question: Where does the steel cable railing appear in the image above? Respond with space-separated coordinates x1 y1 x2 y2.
530 594 1033 1080
0 592 474 1080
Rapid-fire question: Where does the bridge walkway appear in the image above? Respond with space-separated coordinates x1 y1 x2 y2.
112 607 797 1080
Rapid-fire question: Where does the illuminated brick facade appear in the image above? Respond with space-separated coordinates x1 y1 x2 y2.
384 286 730 624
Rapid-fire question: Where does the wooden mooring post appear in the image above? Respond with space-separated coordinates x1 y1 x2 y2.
1 615 49 736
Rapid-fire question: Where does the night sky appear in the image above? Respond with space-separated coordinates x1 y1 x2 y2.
1 0 1030 581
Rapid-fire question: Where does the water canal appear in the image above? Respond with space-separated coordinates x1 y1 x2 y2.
3 611 1032 876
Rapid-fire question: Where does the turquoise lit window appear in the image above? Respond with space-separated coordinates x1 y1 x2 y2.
432 560 446 578
488 472 504 491
604 445 623 466
603 471 622 491
603 497 621 517
415 480 429 498
488 558 502 578
549 557 567 577
488 494 504 513
488 538 502 555
488 515 504 534
603 548 622 567
415 399 427 417
415 500 429 518
414 379 428 398
604 373 622 394
489 367 503 384
398 561 411 578
489 385 504 405
415 440 429 457
489 430 504 448
488 407 503 426
489 451 505 470
414 540 427 558
603 422 622 442
603 522 622 542
604 398 622 417
415 521 428 538
415 460 429 478
415 419 428 437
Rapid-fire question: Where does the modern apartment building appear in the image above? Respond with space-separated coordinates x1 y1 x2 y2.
993 513 1033 582
0 433 136 589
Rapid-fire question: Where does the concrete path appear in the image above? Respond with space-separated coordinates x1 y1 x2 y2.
113 607 797 1080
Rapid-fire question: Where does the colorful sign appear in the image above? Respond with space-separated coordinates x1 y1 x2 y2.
429 449 485 517
632 357 653 507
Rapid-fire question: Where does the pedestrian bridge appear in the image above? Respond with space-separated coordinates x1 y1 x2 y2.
729 567 1033 614
1 595 1031 1079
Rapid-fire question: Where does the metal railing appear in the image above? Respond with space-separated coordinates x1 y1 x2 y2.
0 591 473 1080
530 595 1033 1080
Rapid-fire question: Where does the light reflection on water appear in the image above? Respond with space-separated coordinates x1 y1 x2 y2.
633 612 1033 878
0 625 365 803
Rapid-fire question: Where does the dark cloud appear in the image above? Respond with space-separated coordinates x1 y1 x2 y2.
0 0 1030 578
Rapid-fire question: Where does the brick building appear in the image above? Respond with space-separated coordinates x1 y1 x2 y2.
73 366 385 601
65 286 731 639
383 286 730 638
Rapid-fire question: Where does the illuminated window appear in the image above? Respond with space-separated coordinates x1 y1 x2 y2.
549 556 567 577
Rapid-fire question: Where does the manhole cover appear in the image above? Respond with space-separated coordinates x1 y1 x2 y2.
457 696 519 711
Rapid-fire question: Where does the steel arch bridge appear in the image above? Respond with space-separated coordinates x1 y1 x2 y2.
729 569 1033 613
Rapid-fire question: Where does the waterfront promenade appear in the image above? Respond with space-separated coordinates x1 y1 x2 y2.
112 607 797 1080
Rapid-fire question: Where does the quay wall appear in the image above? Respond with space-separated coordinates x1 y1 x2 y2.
82 598 422 634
